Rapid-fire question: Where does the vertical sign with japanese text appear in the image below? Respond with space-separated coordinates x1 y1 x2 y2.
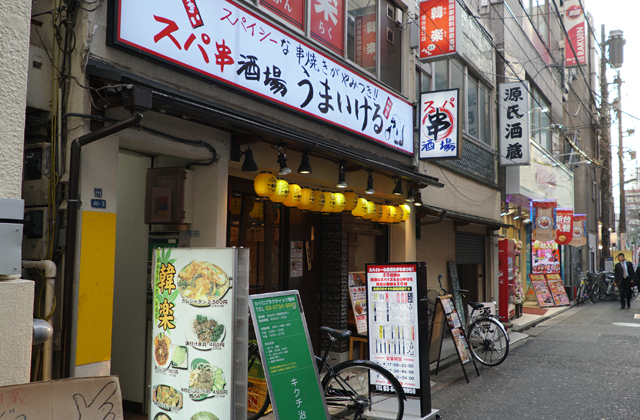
355 13 376 70
260 0 305 30
111 0 413 154
555 208 574 245
249 291 329 420
366 263 420 396
564 0 586 66
419 0 457 60
151 248 237 420
499 81 530 165
419 88 462 159
310 0 345 55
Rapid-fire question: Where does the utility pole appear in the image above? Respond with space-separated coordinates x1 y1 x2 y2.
616 74 626 249
600 25 612 266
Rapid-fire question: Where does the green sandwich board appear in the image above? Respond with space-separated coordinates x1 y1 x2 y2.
248 291 329 420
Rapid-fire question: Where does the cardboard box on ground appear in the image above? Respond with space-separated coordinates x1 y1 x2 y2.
0 376 123 420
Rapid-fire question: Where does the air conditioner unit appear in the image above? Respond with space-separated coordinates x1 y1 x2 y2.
23 143 51 208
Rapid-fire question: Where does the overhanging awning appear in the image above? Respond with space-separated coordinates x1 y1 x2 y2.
418 205 513 230
87 58 444 189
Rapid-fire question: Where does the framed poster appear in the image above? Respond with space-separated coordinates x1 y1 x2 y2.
532 240 560 274
529 274 555 308
419 89 463 159
348 272 368 334
546 274 570 306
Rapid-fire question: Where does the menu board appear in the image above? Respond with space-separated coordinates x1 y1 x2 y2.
366 263 420 396
546 274 570 306
150 248 235 420
249 291 328 420
348 272 368 334
529 274 555 308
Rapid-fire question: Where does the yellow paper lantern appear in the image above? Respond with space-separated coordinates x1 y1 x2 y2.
332 192 346 212
362 201 376 220
283 184 302 207
230 196 242 215
343 191 358 211
249 201 264 220
377 205 389 223
371 204 384 222
310 189 325 212
254 171 277 199
298 188 315 210
394 206 404 223
387 206 397 223
270 178 290 203
399 203 411 221
321 191 335 213
352 197 368 218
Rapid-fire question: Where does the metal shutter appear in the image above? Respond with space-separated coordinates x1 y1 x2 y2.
455 233 485 264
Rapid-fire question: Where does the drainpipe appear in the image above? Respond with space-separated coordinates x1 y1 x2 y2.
61 112 143 377
22 260 56 380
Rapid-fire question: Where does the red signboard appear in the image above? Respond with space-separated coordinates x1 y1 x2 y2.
355 13 376 70
260 0 305 30
310 0 344 55
419 0 456 60
555 208 573 245
564 0 586 66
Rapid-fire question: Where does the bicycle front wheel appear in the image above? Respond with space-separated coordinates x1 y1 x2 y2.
589 283 600 303
247 345 270 420
576 284 584 305
467 318 509 367
322 361 404 420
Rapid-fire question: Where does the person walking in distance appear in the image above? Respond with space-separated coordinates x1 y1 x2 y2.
614 253 635 309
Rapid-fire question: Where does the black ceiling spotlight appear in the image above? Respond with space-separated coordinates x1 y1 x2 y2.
406 183 415 203
414 191 423 206
297 150 312 174
392 178 403 196
364 170 375 195
241 147 258 172
336 162 347 188
277 144 291 176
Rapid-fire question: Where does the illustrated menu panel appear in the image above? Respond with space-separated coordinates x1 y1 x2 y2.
367 264 420 396
348 272 368 334
150 248 235 420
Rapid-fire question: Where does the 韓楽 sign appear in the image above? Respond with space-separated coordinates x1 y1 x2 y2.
110 0 413 155
419 0 458 60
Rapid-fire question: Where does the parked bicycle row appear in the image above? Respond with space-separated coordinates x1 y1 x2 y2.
575 269 639 305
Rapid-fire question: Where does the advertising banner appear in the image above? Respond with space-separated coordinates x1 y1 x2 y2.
529 274 555 308
569 214 587 247
546 273 570 306
367 263 420 394
150 248 236 420
260 0 305 30
355 13 377 70
532 240 560 274
419 88 462 159
499 82 530 165
111 0 413 155
564 0 586 66
555 208 574 245
532 200 557 242
419 0 457 60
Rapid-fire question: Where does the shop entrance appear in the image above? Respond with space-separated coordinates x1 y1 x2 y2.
455 233 487 304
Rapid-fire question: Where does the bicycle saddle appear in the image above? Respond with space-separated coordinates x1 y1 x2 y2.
320 326 352 341
468 302 484 310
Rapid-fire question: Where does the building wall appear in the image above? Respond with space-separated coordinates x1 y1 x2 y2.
0 0 34 386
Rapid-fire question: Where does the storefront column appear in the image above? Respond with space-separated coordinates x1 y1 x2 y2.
190 158 229 248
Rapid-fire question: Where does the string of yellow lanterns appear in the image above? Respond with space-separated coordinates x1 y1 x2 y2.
253 172 412 223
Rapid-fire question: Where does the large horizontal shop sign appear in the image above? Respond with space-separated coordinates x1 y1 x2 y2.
109 0 414 155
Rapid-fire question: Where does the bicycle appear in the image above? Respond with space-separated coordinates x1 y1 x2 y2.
436 273 510 367
598 272 619 301
575 271 599 305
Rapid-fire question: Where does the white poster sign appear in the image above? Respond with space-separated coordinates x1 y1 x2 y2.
366 263 420 394
111 0 414 154
419 88 462 159
499 82 530 165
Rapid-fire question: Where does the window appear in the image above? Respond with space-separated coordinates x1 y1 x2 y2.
346 0 402 90
530 87 551 151
524 0 551 64
415 66 431 100
428 59 491 145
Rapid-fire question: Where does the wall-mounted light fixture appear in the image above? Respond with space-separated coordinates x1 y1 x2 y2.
336 162 348 188
414 191 423 206
392 178 403 196
241 147 258 172
405 183 414 203
364 170 375 195
277 145 291 175
297 151 312 174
